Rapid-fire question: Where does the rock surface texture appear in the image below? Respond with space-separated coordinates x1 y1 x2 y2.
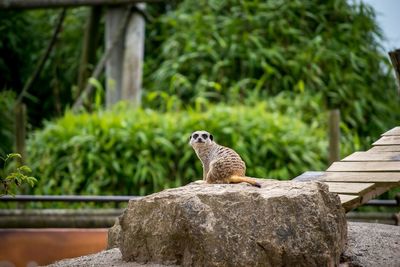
108 217 122 249
116 180 347 267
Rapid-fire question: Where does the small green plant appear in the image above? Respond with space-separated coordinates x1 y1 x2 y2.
0 153 37 196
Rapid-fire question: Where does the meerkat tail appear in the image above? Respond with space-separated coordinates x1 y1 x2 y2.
229 175 261 188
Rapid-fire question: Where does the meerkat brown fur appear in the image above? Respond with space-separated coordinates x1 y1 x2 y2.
189 130 261 187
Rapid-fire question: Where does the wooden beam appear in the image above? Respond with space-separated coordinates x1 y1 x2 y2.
382 127 400 136
325 182 375 195
321 172 400 183
373 136 400 146
0 0 162 10
369 145 400 152
338 194 360 212
327 161 400 172
342 151 400 162
359 184 395 207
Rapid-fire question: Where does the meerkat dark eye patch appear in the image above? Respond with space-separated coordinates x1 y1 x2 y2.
193 134 199 139
202 134 208 139
209 134 213 141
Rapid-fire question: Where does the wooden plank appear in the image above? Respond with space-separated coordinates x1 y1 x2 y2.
338 194 361 212
325 182 375 195
327 161 400 172
369 145 400 152
320 172 400 183
339 182 399 212
292 171 325 182
342 151 400 162
373 136 400 146
382 127 400 136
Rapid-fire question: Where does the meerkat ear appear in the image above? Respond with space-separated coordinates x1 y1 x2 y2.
189 135 192 141
209 134 213 141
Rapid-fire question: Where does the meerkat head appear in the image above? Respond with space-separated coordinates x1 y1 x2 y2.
189 130 214 148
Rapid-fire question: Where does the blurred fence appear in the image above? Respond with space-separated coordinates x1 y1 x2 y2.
0 194 399 227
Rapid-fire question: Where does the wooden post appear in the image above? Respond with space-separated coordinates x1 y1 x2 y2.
77 6 102 97
388 49 400 94
73 7 131 112
329 109 340 164
121 3 145 107
105 4 145 108
14 103 26 164
105 6 125 108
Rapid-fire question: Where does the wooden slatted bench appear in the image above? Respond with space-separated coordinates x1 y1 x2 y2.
294 127 400 212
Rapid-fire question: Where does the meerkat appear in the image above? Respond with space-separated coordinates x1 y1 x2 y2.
189 130 261 188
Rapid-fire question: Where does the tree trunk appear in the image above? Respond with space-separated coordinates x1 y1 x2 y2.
329 109 340 164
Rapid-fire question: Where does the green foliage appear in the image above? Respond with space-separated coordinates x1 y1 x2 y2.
27 102 328 196
0 11 37 91
1 1 397 140
0 8 100 127
0 91 15 157
144 0 399 137
26 8 92 126
0 153 37 196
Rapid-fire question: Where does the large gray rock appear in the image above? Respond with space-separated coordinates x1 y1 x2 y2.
116 180 347 266
108 217 122 249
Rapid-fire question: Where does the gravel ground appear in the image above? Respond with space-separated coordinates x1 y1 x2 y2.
45 222 400 267
341 222 400 267
44 248 175 267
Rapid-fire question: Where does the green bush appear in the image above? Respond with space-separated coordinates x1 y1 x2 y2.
27 102 328 196
144 0 399 137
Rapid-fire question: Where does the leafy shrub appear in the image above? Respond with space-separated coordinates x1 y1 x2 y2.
27 102 328 196
144 0 399 137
